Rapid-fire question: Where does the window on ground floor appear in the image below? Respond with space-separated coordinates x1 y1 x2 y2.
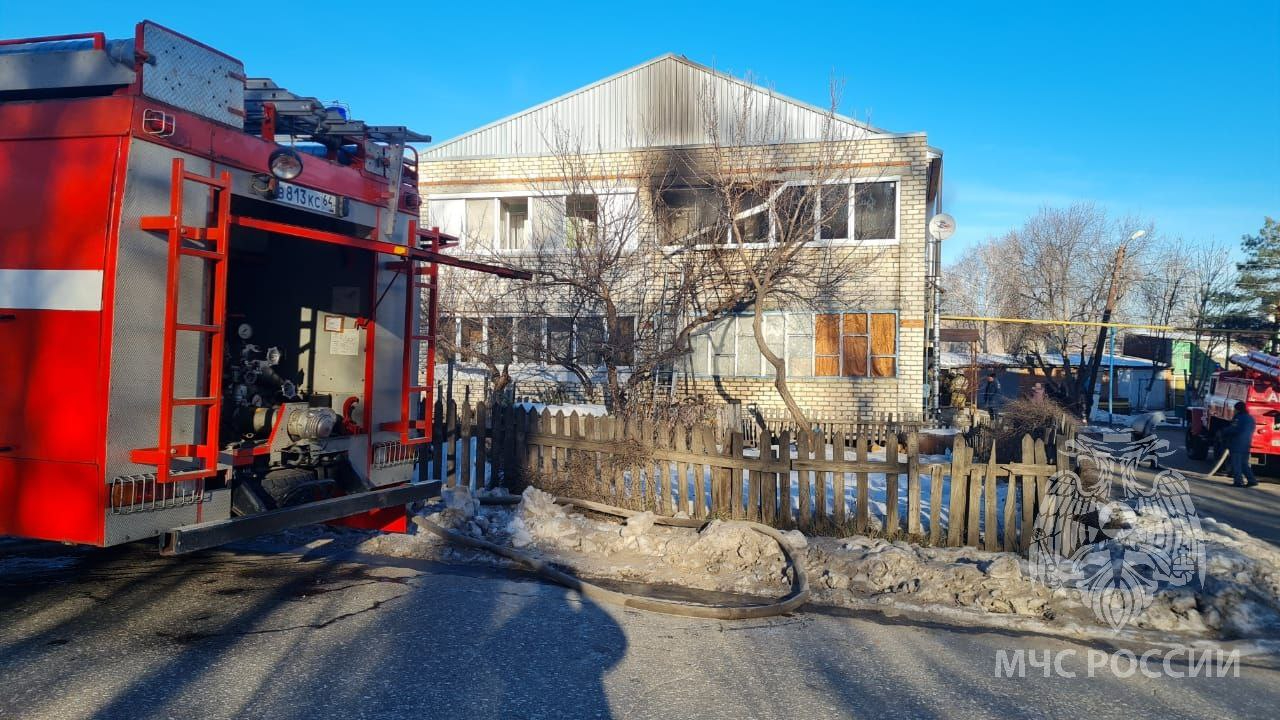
688 311 898 379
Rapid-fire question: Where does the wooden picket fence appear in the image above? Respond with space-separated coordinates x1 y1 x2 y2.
740 408 932 451
425 398 1071 552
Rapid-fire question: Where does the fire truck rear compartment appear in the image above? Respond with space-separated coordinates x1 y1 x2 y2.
220 209 376 513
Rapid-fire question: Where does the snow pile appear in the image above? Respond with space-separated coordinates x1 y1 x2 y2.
504 487 789 593
1186 516 1280 638
352 486 1280 642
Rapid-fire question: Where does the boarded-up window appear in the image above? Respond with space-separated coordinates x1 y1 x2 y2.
461 318 484 360
815 314 840 376
870 312 897 377
842 335 869 377
690 329 710 375
814 311 897 378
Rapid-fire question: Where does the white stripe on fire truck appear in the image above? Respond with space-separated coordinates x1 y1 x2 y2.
0 269 104 311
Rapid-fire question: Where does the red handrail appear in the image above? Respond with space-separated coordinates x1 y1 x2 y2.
0 32 106 49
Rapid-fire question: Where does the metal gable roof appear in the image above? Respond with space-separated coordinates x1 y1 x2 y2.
424 54 897 160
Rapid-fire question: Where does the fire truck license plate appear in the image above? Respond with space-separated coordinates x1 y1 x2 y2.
275 182 341 216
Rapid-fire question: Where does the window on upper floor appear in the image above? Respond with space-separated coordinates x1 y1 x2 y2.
428 192 636 252
464 199 494 247
565 194 598 247
499 199 528 251
656 178 899 247
659 187 722 244
853 181 897 241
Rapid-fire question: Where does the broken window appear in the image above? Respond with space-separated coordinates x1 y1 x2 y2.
814 312 898 378
820 184 850 240
565 195 598 247
730 186 770 244
771 186 815 242
853 181 896 241
660 187 721 244
499 199 528 250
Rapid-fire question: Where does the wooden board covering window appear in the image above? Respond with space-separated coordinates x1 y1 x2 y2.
815 314 840 376
842 336 869 377
870 313 896 355
871 357 896 377
842 312 867 335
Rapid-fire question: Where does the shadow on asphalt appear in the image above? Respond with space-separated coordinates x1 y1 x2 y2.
0 538 627 719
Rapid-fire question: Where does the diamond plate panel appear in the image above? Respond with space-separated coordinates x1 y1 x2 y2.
105 140 213 481
140 22 244 129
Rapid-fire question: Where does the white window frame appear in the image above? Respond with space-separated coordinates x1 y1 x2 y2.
426 189 638 255
660 176 901 252
685 310 898 379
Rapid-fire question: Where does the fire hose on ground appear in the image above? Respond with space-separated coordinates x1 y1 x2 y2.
411 495 809 620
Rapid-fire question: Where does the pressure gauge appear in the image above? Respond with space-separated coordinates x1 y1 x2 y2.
237 323 253 340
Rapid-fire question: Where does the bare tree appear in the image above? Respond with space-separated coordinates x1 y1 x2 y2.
981 203 1154 412
436 76 885 424
666 76 882 425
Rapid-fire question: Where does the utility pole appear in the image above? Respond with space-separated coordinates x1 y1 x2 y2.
1082 243 1128 420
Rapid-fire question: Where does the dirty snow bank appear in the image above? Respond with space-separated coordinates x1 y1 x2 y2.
358 486 1280 643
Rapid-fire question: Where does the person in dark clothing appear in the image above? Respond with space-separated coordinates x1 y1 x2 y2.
1219 401 1259 487
980 373 1002 415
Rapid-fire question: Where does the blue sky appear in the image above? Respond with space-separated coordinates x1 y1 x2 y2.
3 1 1276 263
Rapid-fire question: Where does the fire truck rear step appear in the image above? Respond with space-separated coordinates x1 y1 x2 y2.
160 481 441 555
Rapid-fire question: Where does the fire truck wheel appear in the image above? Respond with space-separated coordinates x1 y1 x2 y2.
260 467 333 508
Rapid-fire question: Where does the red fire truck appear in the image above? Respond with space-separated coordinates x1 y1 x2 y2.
0 22 522 553
1186 351 1280 466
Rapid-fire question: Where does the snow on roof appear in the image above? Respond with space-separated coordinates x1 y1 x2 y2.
940 351 1164 370
939 351 1021 369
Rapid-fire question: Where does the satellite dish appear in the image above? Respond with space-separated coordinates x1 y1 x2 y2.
929 213 956 241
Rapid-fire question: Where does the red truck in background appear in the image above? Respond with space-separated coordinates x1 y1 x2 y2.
1186 351 1280 466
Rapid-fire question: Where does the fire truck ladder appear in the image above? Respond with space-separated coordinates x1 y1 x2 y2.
130 159 232 485
381 221 438 446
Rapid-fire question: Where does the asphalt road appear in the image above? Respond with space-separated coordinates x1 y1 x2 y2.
1145 427 1280 547
0 539 1276 720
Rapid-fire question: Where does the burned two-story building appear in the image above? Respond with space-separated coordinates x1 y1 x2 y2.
420 54 944 418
